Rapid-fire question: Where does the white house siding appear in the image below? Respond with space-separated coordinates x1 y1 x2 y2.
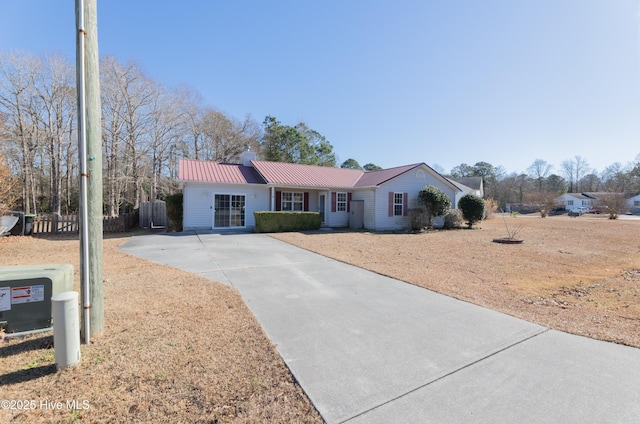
324 191 351 227
373 167 457 231
352 189 375 229
241 186 270 228
627 194 640 208
183 183 269 230
556 193 593 212
328 211 349 227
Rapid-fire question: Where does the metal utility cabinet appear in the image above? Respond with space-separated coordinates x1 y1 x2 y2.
0 264 74 333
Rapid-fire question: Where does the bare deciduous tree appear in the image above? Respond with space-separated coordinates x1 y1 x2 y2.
34 53 76 216
0 52 42 213
101 55 128 216
526 190 560 218
527 159 552 190
601 162 632 193
561 159 575 193
145 84 185 202
0 151 18 212
597 193 628 220
109 59 155 209
175 85 205 160
200 110 260 162
574 155 590 192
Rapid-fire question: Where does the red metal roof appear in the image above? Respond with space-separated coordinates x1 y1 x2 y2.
354 164 422 187
180 159 459 191
251 160 364 188
179 159 265 184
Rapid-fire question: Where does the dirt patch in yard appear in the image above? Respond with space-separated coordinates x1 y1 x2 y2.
272 215 640 348
0 234 322 423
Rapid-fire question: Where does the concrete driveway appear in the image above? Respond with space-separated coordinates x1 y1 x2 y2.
120 231 640 423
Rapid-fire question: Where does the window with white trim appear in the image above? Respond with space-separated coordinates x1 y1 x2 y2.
282 192 304 211
635 200 640 206
394 193 404 216
336 192 347 212
567 200 574 206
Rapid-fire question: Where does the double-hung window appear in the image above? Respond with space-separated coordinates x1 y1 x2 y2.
282 192 304 211
393 193 404 216
336 192 347 212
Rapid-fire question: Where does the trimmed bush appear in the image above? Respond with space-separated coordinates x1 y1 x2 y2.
443 209 463 229
458 194 485 228
418 185 451 229
408 207 428 231
254 211 321 233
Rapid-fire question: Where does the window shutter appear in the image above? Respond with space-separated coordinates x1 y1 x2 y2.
388 192 394 217
331 192 337 212
403 192 408 216
304 192 309 211
275 191 282 211
347 193 352 212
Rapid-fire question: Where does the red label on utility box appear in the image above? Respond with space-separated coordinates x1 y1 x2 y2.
11 285 45 304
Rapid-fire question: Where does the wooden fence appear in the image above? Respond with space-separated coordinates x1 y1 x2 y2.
33 212 138 235
139 201 167 229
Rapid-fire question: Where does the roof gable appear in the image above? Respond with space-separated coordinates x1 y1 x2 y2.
353 164 421 187
449 177 483 191
355 163 461 193
179 159 265 184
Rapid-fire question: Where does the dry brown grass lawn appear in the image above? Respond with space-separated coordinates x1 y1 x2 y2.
2 215 639 422
0 234 322 424
272 214 640 348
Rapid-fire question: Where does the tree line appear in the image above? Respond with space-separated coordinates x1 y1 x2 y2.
445 157 640 210
0 52 343 216
1 51 639 217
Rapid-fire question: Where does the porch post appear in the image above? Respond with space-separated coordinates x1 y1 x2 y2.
270 186 275 211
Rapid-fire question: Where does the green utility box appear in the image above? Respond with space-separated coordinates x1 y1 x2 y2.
0 264 74 333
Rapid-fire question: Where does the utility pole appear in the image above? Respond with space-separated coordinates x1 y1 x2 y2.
76 0 103 343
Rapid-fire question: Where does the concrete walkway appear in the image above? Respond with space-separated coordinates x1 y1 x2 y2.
120 231 640 423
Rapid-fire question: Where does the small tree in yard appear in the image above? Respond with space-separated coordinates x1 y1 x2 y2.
458 194 485 228
483 198 498 219
418 185 451 229
597 193 628 219
526 190 560 218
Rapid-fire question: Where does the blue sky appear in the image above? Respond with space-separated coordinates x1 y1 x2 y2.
2 1 640 175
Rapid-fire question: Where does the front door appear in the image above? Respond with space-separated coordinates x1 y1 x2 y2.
214 194 245 228
319 194 326 224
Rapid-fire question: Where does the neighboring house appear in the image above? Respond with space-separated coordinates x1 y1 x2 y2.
179 149 461 231
555 192 598 212
448 177 484 207
556 192 640 213
627 193 640 209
